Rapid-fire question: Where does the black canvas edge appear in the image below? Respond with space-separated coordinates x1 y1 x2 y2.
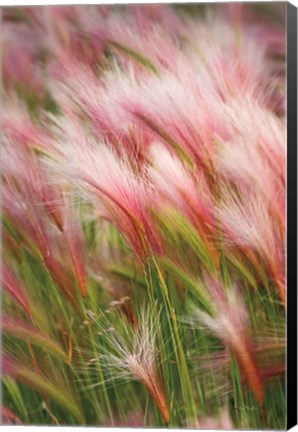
287 1 298 430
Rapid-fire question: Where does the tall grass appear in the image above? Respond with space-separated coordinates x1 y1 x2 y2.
1 3 286 429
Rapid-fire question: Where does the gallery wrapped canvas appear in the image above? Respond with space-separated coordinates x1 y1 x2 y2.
1 1 297 429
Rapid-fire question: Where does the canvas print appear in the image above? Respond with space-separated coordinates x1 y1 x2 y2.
1 2 287 429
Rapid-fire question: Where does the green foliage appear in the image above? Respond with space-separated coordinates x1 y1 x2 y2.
2 217 285 427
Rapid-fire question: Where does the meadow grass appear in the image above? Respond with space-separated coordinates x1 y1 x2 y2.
2 3 286 428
